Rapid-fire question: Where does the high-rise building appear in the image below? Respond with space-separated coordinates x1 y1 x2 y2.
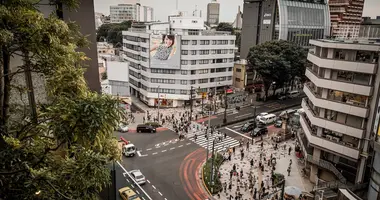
122 16 236 107
232 6 243 29
298 39 380 194
207 0 220 26
240 0 330 59
110 3 153 23
329 0 365 39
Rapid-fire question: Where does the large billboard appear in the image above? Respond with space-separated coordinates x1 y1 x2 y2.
150 34 181 69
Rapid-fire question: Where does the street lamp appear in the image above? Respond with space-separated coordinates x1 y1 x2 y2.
157 85 160 123
251 106 257 144
189 86 194 121
223 87 228 124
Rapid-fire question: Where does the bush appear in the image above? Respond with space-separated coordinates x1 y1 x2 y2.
273 173 285 185
145 122 161 128
202 154 224 194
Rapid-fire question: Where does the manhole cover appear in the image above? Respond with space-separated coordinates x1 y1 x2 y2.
173 181 180 186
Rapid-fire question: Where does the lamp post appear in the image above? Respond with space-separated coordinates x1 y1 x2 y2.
189 86 194 121
251 106 257 144
209 139 216 193
157 85 160 123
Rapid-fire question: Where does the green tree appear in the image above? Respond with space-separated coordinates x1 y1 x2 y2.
101 72 108 80
247 40 307 99
216 22 234 33
0 1 124 199
234 31 241 52
96 21 132 45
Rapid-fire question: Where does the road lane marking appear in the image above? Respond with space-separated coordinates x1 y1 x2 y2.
131 184 135 188
170 147 175 150
161 150 167 152
233 124 243 128
165 198 168 200
234 113 252 118
146 148 152 151
178 145 183 148
225 127 251 139
137 151 148 157
158 192 163 196
136 190 140 194
186 143 191 145
147 180 151 184
152 152 158 155
126 179 130 183
152 185 156 190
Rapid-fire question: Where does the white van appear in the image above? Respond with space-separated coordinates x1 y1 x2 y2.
279 109 296 117
287 90 300 98
256 112 269 120
259 114 277 124
122 144 136 157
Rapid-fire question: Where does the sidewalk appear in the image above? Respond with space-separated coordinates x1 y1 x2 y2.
214 138 314 199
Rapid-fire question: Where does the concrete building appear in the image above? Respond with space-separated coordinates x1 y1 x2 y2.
240 0 330 59
110 3 153 23
298 39 380 193
232 59 257 90
97 42 115 56
206 0 220 26
232 6 243 29
329 0 365 39
101 61 130 97
122 16 236 107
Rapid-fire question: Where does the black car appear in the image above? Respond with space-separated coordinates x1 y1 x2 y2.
136 124 156 133
250 127 268 137
274 120 283 128
241 123 255 132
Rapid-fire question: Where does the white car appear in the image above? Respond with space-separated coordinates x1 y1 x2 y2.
118 124 129 132
129 170 146 185
256 112 268 120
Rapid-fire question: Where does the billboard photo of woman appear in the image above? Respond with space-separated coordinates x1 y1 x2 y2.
150 34 180 69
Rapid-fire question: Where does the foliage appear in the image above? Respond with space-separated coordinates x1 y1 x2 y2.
247 40 307 99
96 21 132 45
216 22 234 33
203 153 224 194
101 71 107 80
0 1 124 199
235 31 241 52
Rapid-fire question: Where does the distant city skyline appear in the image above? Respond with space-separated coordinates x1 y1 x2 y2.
94 0 380 22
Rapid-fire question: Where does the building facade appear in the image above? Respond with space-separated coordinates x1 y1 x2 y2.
329 0 365 39
232 59 257 90
122 16 236 107
240 0 330 58
110 4 153 23
207 0 220 26
298 39 380 190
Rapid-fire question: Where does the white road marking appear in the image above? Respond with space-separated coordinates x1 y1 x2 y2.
225 127 251 139
158 192 163 196
122 172 127 177
234 113 252 118
170 147 175 150
186 143 191 145
136 190 140 194
147 180 151 184
142 198 146 200
233 124 243 128
137 151 142 156
165 198 168 200
131 184 135 188
178 145 183 148
161 150 167 152
152 185 156 190
126 179 130 183
146 148 152 151
152 152 158 155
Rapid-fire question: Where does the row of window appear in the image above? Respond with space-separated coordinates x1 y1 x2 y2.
181 40 234 45
123 35 147 43
181 49 233 55
151 78 176 84
180 58 234 65
125 52 148 62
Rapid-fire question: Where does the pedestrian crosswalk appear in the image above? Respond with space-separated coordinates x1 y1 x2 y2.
186 130 240 153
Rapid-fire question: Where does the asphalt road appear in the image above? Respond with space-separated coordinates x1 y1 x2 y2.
207 97 303 126
115 129 207 200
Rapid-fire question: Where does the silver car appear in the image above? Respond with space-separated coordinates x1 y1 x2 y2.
129 170 146 185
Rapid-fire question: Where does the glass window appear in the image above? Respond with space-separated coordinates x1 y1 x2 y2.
181 70 188 75
192 40 197 45
181 60 188 65
181 50 188 55
180 80 187 85
191 50 197 55
353 73 370 85
327 90 367 107
191 60 196 65
356 51 372 62
198 79 208 84
236 68 241 72
181 40 189 45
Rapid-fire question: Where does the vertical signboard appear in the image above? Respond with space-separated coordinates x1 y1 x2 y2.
149 33 181 69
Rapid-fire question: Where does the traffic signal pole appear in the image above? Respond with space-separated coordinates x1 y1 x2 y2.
190 86 193 121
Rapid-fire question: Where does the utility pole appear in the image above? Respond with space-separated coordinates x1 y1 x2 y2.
210 139 215 194
251 106 257 144
189 86 194 121
223 87 228 124
157 85 160 123
206 91 213 162
201 94 204 116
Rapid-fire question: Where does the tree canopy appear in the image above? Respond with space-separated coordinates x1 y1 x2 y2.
216 22 234 33
97 21 132 45
247 40 307 99
0 1 124 199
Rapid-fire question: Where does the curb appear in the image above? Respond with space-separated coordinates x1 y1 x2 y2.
200 161 214 200
220 103 301 127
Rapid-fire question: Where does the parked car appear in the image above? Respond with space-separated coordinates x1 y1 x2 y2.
274 120 283 128
287 90 300 98
119 187 141 200
250 127 268 137
122 144 136 157
256 112 269 121
278 95 287 100
129 170 146 185
136 124 156 133
118 124 129 133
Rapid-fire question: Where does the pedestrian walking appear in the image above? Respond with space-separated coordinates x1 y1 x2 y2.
233 146 236 155
289 159 292 166
288 146 292 155
224 132 227 139
287 166 291 176
194 134 197 141
246 141 249 150
250 159 254 168
143 116 145 123
241 152 244 161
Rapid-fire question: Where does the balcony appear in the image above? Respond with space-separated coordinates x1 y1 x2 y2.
301 99 364 139
307 53 377 74
305 68 372 96
303 84 369 118
300 110 360 160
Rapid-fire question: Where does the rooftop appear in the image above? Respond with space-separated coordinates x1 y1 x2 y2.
313 39 380 46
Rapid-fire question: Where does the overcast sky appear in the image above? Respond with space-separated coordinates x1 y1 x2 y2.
94 0 380 22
